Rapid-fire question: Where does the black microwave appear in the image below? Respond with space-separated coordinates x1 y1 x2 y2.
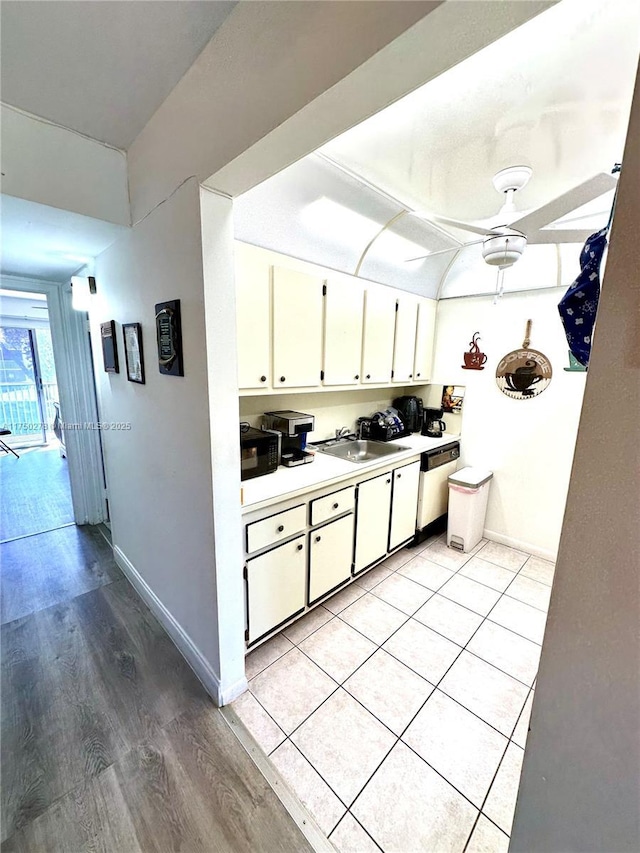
240 427 279 481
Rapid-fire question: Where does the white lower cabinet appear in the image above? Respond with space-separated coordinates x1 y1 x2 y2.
246 535 306 643
308 514 354 603
354 472 393 573
389 460 421 551
244 454 424 647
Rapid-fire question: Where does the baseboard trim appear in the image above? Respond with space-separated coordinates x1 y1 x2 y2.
484 529 556 563
219 675 249 706
113 546 247 706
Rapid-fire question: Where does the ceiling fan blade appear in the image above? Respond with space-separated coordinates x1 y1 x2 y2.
426 214 503 237
527 229 595 245
405 240 484 262
511 173 617 234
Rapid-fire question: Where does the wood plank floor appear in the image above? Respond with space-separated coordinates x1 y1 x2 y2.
0 448 74 543
1 525 119 624
1 525 313 852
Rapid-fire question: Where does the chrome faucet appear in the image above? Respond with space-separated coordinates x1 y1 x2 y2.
335 426 351 440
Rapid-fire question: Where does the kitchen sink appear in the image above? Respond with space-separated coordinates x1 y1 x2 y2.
316 438 405 463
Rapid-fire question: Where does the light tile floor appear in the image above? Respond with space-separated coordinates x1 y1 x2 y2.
233 535 555 853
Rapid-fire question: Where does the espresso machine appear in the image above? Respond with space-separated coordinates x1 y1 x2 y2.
262 410 315 467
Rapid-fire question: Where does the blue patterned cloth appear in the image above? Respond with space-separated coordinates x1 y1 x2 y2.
558 228 608 368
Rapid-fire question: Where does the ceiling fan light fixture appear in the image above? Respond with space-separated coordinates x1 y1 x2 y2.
492 165 533 194
482 232 527 267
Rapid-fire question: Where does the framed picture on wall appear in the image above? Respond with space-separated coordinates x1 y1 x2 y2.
123 322 145 384
100 320 119 373
442 385 465 413
155 299 184 376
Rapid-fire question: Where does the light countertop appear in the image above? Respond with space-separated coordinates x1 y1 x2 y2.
241 432 460 513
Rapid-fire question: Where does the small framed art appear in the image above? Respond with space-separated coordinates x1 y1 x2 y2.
123 323 145 384
100 320 119 373
155 299 184 376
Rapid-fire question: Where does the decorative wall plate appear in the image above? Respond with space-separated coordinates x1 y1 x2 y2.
496 349 552 399
495 320 552 400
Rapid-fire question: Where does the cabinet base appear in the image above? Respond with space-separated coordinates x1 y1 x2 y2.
409 513 448 548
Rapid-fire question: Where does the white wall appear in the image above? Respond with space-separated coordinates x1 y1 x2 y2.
90 179 228 699
432 289 586 559
511 63 640 852
239 385 430 443
1 105 130 226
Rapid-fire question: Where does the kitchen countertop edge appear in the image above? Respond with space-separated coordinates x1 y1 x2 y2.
240 433 460 514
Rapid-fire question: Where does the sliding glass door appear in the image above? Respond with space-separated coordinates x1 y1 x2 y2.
0 325 58 447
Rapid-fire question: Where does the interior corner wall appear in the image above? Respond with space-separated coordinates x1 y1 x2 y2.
432 289 586 559
90 178 223 694
198 187 246 703
510 62 640 852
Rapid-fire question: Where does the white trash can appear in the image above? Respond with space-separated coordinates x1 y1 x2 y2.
447 467 493 553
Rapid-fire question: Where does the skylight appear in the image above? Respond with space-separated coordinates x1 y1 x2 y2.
301 198 429 264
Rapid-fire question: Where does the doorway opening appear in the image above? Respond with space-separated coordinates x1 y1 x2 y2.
0 288 74 542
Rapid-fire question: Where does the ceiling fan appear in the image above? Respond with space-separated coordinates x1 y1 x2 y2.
407 165 618 268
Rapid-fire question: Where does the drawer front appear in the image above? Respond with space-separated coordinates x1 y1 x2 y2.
246 535 306 643
310 486 356 526
246 504 307 553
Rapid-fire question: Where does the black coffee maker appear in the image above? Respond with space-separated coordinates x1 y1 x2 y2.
422 407 447 438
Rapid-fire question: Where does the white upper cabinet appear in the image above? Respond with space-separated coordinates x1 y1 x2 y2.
413 298 437 383
235 244 271 390
361 289 396 384
273 266 324 388
323 276 364 386
392 296 418 383
234 242 440 394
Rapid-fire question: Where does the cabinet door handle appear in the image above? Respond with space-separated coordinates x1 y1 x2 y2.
277 525 284 533
409 374 412 379
355 374 359 380
315 535 321 543
416 372 421 378
297 543 303 551
260 375 267 383
332 502 339 509
397 473 402 479
386 479 391 484
366 374 371 379
280 376 286 383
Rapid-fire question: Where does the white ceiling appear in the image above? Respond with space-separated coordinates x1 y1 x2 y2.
321 0 638 225
0 0 237 149
237 0 638 298
0 195 127 282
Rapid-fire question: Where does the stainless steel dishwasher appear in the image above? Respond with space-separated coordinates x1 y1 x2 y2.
416 441 461 533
